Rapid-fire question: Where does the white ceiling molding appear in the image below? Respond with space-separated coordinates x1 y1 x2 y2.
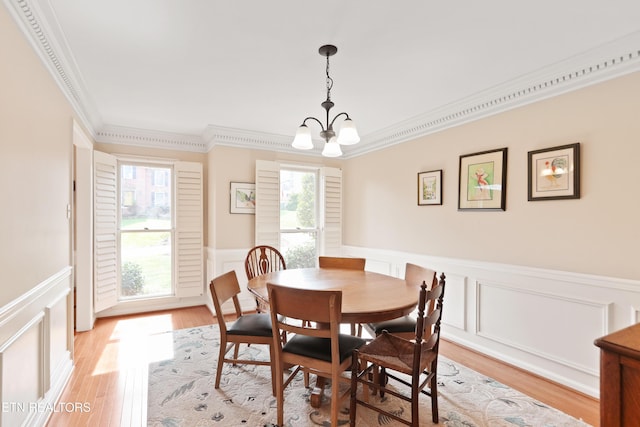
6 0 640 157
344 32 640 158
96 125 208 153
202 125 324 156
4 0 102 138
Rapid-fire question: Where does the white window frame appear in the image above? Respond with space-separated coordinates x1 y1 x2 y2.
279 165 321 261
93 152 203 313
255 160 342 257
118 161 175 299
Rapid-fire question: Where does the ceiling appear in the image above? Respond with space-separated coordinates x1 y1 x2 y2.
8 0 640 156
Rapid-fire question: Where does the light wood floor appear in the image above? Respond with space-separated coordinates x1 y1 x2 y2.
47 305 599 427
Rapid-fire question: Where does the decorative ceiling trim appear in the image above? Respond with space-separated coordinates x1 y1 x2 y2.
7 0 640 157
344 31 640 158
202 125 324 156
4 0 102 138
96 125 208 153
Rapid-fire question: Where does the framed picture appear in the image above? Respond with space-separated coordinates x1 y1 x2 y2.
230 182 255 214
417 170 442 205
458 147 507 211
528 143 580 201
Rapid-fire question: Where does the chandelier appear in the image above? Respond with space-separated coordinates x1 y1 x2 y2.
292 44 360 157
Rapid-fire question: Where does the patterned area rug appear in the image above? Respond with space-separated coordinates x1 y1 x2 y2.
147 325 590 427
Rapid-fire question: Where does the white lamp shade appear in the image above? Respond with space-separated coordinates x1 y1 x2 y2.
337 118 360 145
292 125 314 150
322 137 343 157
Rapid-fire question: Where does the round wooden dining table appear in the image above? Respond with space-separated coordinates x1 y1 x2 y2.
247 267 419 324
247 267 420 408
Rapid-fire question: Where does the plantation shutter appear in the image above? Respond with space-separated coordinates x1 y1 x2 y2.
320 167 342 256
93 151 118 312
255 160 280 248
175 161 204 297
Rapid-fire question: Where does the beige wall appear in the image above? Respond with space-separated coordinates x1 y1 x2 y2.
207 145 342 249
343 72 640 280
0 6 75 306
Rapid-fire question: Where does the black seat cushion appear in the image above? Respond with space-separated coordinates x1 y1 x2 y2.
227 313 272 337
283 334 366 363
368 315 415 335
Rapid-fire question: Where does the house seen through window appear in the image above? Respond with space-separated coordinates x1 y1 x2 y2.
119 163 173 298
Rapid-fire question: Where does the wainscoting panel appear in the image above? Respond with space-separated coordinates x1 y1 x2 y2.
441 273 467 331
342 245 640 398
207 248 255 314
476 281 609 375
0 315 42 427
0 267 73 427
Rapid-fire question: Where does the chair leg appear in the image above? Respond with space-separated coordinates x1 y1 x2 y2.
214 340 227 389
411 371 420 427
430 367 439 423
233 343 240 362
268 345 276 397
379 366 387 398
330 372 340 427
276 362 284 427
349 355 358 426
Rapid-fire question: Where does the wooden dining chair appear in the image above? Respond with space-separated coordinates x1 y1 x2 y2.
209 270 276 395
245 245 286 312
364 263 437 340
318 256 367 336
318 256 366 270
350 273 446 426
267 283 367 427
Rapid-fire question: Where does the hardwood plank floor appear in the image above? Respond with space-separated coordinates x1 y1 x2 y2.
47 305 599 426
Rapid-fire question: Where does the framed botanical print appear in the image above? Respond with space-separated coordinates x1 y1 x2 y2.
458 147 507 211
230 182 256 214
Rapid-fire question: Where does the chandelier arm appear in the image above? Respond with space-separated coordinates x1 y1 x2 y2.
301 116 327 133
328 112 351 129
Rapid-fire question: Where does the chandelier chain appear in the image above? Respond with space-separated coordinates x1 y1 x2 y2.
325 54 333 102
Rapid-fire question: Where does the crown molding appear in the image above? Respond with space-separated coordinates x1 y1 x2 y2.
202 125 324 156
96 125 208 153
7 0 640 157
344 31 640 158
4 0 102 139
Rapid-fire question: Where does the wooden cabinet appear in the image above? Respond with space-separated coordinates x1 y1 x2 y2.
594 323 640 426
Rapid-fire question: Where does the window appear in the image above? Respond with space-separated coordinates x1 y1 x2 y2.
122 165 136 179
280 168 318 268
152 169 168 186
255 160 342 267
152 191 169 207
93 152 203 312
119 163 173 299
122 190 135 207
